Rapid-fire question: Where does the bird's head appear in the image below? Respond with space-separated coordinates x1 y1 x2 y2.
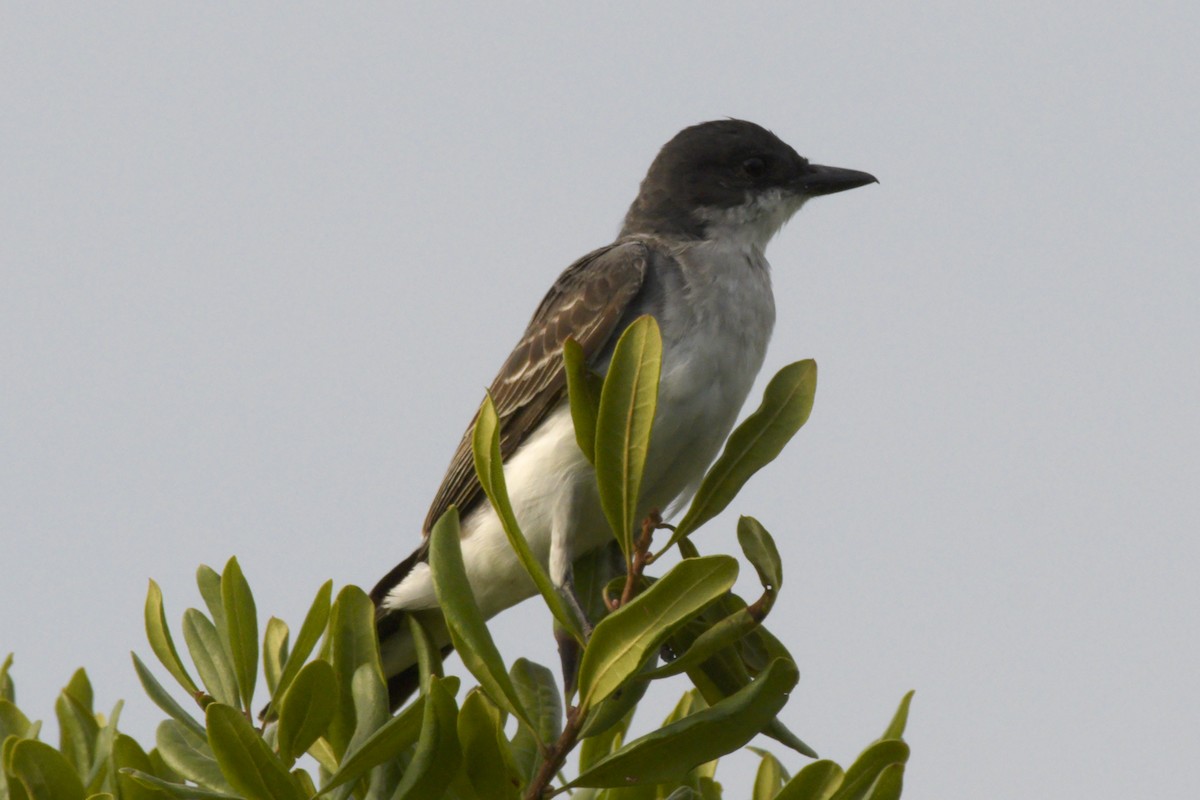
622 119 876 247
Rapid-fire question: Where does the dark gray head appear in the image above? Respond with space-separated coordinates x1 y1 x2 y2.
621 119 876 241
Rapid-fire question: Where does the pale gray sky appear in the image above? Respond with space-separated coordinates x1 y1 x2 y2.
3 3 1197 796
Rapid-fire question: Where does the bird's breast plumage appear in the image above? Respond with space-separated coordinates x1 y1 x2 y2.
632 238 777 511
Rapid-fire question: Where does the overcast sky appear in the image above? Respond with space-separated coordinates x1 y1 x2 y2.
3 3 1197 797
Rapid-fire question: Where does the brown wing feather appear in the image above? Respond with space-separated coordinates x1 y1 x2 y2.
420 240 649 535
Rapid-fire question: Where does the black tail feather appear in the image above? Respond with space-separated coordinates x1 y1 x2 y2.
383 641 456 711
369 541 429 607
371 543 457 711
386 662 423 712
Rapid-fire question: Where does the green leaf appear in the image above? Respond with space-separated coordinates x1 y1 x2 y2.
324 585 383 758
593 786 657 800
0 653 14 703
300 668 384 800
315 681 449 796
512 659 562 744
575 662 650 742
146 746 183 783
508 659 561 782
861 764 904 800
206 703 303 800
879 691 914 742
669 360 817 548
345 662 390 754
571 542 624 630
740 623 778 673
197 564 237 707
182 609 239 706
291 770 316 798
577 702 634 773
277 660 336 764
737 516 782 590
667 595 816 758
10 739 85 800
828 741 909 800
472 394 585 642
652 563 782 681
155 720 234 793
55 690 99 779
563 337 603 464
458 690 521 800
85 699 121 792
121 769 241 799
751 748 789 800
130 652 206 738
595 315 662 560
577 556 738 709
766 718 816 760
111 734 162 800
2 737 25 800
776 760 844 800
570 658 799 788
144 580 200 695
428 507 536 738
268 580 332 715
220 557 259 713
407 614 444 695
644 603 761 681
63 669 94 712
322 663 391 800
0 698 33 740
689 659 816 759
3 736 28 800
196 566 228 639
391 676 461 800
260 619 288 701
660 688 706 726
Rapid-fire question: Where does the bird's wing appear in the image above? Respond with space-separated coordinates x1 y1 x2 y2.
421 239 650 535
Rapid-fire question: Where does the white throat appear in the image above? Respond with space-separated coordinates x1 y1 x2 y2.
692 188 806 253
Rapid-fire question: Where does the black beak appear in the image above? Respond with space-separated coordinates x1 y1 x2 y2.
795 164 878 197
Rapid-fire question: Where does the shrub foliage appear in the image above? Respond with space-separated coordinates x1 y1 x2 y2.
0 318 912 799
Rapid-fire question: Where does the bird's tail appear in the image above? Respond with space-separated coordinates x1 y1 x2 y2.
369 543 455 711
372 603 455 710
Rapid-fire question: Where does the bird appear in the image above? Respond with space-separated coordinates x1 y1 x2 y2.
369 119 875 708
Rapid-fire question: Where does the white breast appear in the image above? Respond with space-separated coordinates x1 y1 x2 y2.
642 240 776 509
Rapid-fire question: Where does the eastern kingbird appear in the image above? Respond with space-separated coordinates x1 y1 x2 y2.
370 119 875 707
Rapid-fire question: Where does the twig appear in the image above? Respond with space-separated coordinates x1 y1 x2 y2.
618 510 665 608
527 512 675 797
524 704 585 799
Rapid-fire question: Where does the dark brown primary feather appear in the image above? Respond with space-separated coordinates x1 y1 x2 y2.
419 239 650 535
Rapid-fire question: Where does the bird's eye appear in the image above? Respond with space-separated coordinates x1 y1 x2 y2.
741 157 768 177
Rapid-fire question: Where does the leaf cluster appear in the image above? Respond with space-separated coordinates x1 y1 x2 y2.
0 316 913 799
0 645 911 800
